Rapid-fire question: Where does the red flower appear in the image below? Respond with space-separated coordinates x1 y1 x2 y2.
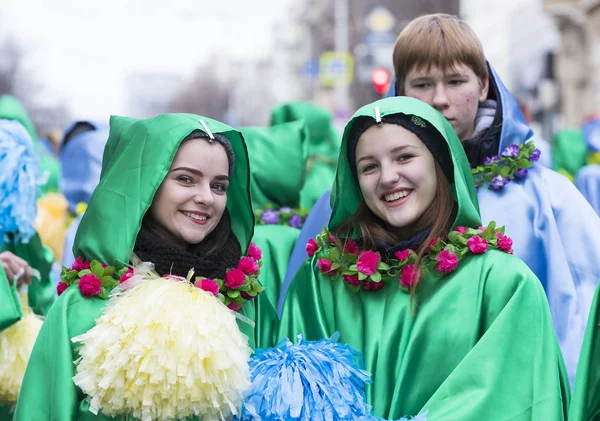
241 291 258 300
71 257 90 271
306 238 319 257
455 226 468 234
119 269 134 283
435 250 458 274
467 236 488 254
399 264 418 288
428 237 441 248
394 249 412 262
317 259 334 274
227 302 242 311
247 243 262 261
344 240 359 255
56 281 68 296
363 280 384 291
238 257 259 275
194 278 220 296
356 251 380 276
496 232 513 253
225 268 246 289
343 274 360 286
78 274 102 297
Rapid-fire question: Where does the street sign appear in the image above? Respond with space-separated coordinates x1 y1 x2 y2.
303 59 319 80
319 52 354 87
365 6 396 34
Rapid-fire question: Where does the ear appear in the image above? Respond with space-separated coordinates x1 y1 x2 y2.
479 77 489 102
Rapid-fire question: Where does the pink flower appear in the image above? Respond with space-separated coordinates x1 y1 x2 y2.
478 226 487 232
363 280 384 291
435 250 458 274
317 259 334 274
241 291 258 300
194 278 220 296
356 251 380 276
225 268 246 289
344 240 359 255
496 232 513 253
467 236 488 254
56 281 68 296
227 302 242 311
71 257 90 271
428 237 441 248
343 274 360 286
394 249 412 262
329 235 336 244
455 226 468 234
399 264 418 288
247 243 262 261
306 238 319 257
78 274 102 297
238 257 259 275
119 269 134 283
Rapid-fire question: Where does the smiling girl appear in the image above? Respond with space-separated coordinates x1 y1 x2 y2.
14 114 265 420
277 97 569 420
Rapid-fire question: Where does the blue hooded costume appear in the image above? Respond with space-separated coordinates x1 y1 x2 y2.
59 121 109 268
575 117 600 215
279 66 600 384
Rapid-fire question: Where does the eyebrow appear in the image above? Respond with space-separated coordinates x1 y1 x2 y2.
170 166 229 181
356 145 416 164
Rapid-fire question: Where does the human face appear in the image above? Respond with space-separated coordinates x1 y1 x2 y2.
149 139 229 248
356 123 437 231
403 63 489 141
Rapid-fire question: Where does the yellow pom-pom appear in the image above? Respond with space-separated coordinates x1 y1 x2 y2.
72 276 252 421
35 192 69 261
0 296 43 403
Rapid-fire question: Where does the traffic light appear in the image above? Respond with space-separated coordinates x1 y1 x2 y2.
372 68 390 95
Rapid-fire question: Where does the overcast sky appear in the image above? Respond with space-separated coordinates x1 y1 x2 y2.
1 0 292 119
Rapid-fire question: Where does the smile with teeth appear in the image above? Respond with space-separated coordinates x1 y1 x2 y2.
182 211 208 221
384 190 411 202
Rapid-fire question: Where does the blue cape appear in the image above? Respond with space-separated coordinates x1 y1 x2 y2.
576 118 600 215
279 66 600 384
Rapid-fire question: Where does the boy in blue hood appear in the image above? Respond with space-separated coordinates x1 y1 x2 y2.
280 13 600 384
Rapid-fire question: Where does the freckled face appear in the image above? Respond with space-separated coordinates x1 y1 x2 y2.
149 139 230 248
403 63 489 141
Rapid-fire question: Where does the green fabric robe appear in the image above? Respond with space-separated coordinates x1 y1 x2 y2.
569 284 600 421
552 128 587 179
14 114 262 420
270 102 340 209
240 122 309 348
278 97 570 420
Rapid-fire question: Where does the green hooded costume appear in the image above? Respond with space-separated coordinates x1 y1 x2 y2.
0 95 60 194
240 121 309 348
270 101 341 209
278 97 570 420
552 128 587 180
569 284 600 421
14 114 264 420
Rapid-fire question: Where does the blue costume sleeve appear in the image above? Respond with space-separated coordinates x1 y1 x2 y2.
576 165 600 216
277 190 332 316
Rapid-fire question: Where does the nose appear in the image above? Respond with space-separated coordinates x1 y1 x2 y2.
193 182 215 206
380 162 400 186
432 83 450 111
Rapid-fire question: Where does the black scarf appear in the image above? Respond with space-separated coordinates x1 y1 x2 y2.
133 224 242 279
374 229 431 262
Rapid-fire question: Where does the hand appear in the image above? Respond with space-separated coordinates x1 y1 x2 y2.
0 251 32 288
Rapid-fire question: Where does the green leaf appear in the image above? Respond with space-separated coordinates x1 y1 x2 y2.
370 271 382 282
98 287 109 300
377 262 390 271
227 290 240 299
499 166 510 178
358 272 367 281
78 269 92 277
329 247 341 261
448 231 462 244
214 278 224 289
103 266 115 276
349 264 358 271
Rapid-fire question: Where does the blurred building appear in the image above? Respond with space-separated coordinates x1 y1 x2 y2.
126 72 183 118
544 0 600 126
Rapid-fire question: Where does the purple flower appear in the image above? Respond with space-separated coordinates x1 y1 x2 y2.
500 144 520 158
530 148 541 162
514 168 528 179
483 155 501 165
289 214 302 228
261 209 279 224
279 206 292 213
490 174 506 191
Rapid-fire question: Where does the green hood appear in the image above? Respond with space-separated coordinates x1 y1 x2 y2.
270 101 341 161
74 114 254 268
0 95 37 139
330 96 481 233
239 121 309 209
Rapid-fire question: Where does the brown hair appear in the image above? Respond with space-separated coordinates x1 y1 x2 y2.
392 13 488 95
334 161 455 311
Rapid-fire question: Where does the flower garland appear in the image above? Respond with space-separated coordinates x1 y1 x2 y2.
56 243 264 311
472 141 540 191
307 223 513 292
255 206 310 229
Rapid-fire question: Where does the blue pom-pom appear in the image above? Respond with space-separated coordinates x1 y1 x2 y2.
0 119 40 245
